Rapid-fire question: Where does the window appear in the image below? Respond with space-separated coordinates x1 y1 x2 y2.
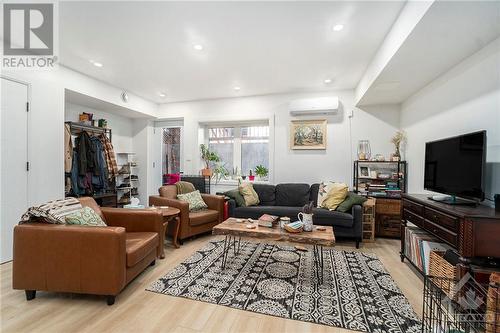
208 124 269 180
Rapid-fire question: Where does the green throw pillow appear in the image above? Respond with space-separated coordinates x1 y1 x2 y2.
224 189 247 207
177 190 208 211
336 192 367 213
65 206 107 226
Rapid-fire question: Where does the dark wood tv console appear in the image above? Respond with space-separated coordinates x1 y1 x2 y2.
401 193 500 277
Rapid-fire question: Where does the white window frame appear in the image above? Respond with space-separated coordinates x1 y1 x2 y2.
205 121 270 180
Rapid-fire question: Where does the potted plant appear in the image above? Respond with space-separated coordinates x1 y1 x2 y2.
200 144 220 176
248 170 255 181
254 165 268 181
212 163 229 184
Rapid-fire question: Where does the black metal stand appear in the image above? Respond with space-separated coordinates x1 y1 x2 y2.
220 235 242 269
313 244 325 284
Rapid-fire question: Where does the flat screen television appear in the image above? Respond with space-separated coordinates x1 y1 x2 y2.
424 131 486 203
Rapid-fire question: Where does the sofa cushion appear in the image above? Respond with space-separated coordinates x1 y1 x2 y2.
239 183 260 206
175 181 195 194
177 190 208 211
65 206 107 226
125 232 158 267
309 183 320 207
189 209 219 226
312 208 354 228
159 185 177 199
275 183 310 207
337 192 367 213
234 206 302 220
253 184 276 206
224 189 246 207
320 182 348 210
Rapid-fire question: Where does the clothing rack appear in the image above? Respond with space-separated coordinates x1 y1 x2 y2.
65 121 117 207
65 121 112 141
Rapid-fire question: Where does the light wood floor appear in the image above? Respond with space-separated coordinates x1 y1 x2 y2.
0 236 423 333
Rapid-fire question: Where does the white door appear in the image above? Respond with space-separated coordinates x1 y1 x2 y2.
1 77 29 263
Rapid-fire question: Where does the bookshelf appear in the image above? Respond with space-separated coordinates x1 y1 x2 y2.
353 160 407 198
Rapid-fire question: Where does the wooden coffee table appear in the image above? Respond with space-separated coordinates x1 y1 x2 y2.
212 218 335 284
152 207 181 258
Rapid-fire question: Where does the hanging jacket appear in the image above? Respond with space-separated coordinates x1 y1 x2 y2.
70 150 83 196
99 134 118 180
64 124 73 173
90 136 108 190
75 131 97 176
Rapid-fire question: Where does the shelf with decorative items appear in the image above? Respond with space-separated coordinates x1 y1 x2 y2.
115 152 139 206
353 160 407 239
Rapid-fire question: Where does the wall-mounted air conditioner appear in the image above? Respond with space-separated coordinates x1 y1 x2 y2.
289 97 339 116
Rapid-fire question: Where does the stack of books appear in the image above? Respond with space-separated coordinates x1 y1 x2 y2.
258 214 279 228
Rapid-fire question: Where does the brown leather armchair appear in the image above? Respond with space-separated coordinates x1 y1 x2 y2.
12 197 163 305
149 185 224 243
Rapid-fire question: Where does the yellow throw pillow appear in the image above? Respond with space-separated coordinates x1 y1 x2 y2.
239 182 260 206
321 183 348 211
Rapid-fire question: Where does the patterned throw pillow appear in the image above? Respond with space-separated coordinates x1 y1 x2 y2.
317 181 337 207
65 206 107 226
319 182 348 211
177 190 208 211
239 182 260 206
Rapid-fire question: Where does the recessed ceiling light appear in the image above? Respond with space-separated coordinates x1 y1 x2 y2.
333 24 344 32
89 60 103 67
159 92 166 98
233 86 241 91
193 44 203 51
324 78 332 84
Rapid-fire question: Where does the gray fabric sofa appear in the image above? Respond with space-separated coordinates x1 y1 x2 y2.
226 183 363 248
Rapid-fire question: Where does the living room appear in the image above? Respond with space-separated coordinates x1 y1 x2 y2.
1 1 499 332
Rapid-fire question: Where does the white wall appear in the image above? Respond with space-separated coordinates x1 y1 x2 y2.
65 103 134 154
401 37 500 202
154 90 400 194
355 0 434 104
1 66 157 205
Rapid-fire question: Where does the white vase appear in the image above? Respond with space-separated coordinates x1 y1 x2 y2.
298 212 313 232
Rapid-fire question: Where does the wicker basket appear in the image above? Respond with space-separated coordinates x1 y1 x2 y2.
428 250 457 296
486 272 500 333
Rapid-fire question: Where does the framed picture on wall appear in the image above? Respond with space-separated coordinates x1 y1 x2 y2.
290 119 327 150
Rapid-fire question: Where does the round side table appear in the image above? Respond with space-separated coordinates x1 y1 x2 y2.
152 206 180 258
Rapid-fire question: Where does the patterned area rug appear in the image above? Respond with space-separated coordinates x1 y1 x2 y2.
147 240 421 333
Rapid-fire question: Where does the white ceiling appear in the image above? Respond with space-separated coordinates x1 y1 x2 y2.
357 1 500 106
59 1 405 104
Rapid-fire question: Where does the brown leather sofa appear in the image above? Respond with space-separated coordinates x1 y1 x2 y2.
12 197 163 305
149 185 224 243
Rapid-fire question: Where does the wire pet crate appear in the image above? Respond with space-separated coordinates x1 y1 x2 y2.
423 274 499 333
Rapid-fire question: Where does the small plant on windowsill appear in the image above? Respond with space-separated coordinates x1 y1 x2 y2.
200 144 220 177
254 165 268 181
212 163 229 185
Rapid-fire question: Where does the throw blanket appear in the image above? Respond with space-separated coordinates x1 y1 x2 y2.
20 198 82 224
175 181 195 194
